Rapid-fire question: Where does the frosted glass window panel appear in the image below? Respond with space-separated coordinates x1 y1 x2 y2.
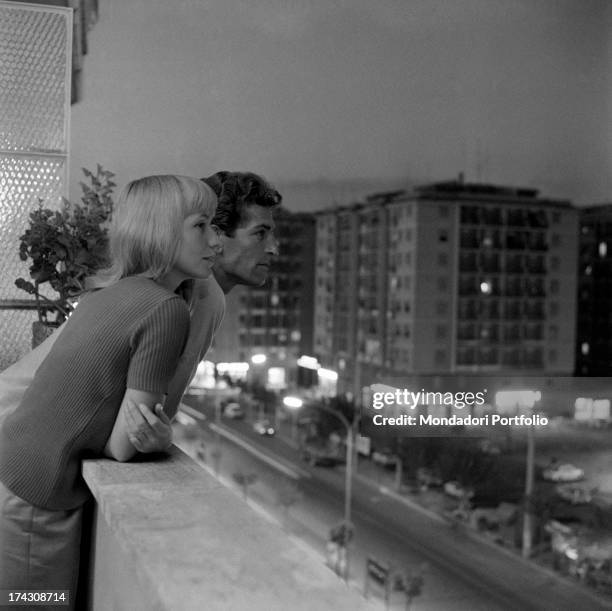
0 2 71 369
0 155 67 300
0 4 71 152
0 310 38 371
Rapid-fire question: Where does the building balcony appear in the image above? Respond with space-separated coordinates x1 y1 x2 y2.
81 447 370 610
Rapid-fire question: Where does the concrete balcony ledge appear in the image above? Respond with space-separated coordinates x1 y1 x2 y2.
83 446 371 611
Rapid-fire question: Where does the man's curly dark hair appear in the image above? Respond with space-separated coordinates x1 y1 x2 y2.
201 171 282 236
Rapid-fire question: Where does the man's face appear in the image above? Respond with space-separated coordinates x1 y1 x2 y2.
215 204 278 288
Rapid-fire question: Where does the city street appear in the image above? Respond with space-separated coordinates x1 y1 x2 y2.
178 395 612 611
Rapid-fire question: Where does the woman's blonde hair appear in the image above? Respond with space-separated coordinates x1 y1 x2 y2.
90 175 216 287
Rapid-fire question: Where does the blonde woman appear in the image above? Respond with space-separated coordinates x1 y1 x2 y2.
0 175 220 605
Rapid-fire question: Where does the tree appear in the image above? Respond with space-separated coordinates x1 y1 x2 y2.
310 395 356 440
435 438 497 489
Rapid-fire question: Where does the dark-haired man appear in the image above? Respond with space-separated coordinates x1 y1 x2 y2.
203 171 280 293
0 171 281 446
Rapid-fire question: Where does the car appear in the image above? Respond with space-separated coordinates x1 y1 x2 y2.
443 480 474 499
477 439 501 455
542 463 584 483
302 447 342 467
416 467 443 488
223 402 245 419
253 419 275 436
555 484 593 505
371 449 398 469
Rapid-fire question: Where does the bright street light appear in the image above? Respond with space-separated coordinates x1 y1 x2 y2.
317 368 338 381
297 355 319 370
251 353 267 365
283 396 303 409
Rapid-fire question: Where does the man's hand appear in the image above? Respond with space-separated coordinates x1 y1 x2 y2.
124 399 173 453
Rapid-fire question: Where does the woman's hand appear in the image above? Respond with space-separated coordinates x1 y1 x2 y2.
124 400 173 453
104 389 169 462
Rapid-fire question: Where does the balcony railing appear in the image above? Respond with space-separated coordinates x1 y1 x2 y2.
82 447 371 611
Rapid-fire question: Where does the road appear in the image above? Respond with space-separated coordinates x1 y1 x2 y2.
179 395 612 611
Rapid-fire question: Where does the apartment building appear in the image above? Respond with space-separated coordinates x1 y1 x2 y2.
575 204 612 376
314 179 579 395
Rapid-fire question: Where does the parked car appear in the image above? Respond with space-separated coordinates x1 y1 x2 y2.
556 484 593 505
371 449 398 469
443 480 474 499
416 467 443 488
477 439 501 455
302 447 342 467
542 463 584 483
253 419 275 436
223 402 245 419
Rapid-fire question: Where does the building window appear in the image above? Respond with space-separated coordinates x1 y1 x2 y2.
551 233 561 248
436 301 448 315
434 350 446 365
436 325 447 340
438 252 448 266
599 242 608 258
439 205 449 218
548 349 557 364
550 279 560 294
438 277 448 291
438 229 448 243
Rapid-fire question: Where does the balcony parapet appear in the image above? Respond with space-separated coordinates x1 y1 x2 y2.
83 446 372 611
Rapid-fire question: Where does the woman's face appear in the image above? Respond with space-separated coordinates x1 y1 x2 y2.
171 210 221 281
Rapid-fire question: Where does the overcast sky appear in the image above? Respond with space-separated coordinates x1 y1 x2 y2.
71 0 612 209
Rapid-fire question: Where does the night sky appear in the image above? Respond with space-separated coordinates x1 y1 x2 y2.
70 0 612 209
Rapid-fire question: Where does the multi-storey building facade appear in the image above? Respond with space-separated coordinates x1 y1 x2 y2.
575 204 612 376
208 209 315 387
314 179 579 396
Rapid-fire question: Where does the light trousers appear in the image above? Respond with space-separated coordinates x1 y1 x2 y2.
0 480 83 610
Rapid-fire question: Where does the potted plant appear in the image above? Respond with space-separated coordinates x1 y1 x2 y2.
15 165 116 345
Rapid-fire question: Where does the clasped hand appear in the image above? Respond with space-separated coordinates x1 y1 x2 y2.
124 399 173 453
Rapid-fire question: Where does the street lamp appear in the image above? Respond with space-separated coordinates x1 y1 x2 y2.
285 399 354 581
251 353 267 365
283 396 303 441
495 389 541 559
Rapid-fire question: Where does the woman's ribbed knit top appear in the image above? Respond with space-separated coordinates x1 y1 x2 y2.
0 276 190 510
